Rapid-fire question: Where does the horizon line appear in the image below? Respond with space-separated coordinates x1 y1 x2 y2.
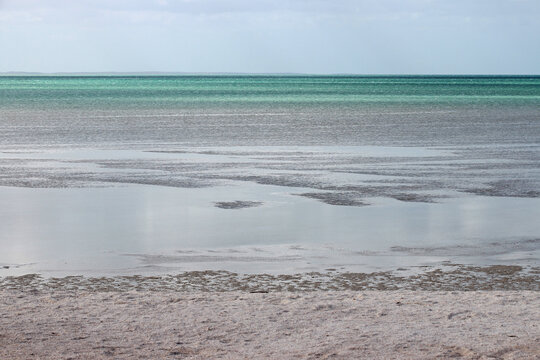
1 71 539 77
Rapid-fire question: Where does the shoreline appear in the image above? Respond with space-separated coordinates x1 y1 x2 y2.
1 290 538 359
2 264 539 292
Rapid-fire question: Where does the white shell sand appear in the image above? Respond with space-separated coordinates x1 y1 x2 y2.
1 290 538 359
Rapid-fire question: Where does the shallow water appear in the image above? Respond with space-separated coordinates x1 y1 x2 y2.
1 169 539 276
0 75 539 276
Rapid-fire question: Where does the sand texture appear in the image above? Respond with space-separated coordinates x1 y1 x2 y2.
1 290 539 359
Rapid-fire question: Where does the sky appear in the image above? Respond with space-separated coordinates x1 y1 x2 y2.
0 0 539 74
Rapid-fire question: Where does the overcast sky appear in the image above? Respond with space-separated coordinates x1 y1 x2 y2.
0 0 539 74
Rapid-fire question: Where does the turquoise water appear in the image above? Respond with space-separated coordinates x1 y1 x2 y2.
1 75 540 110
1 75 540 147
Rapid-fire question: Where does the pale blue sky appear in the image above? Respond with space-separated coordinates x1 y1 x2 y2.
0 0 539 74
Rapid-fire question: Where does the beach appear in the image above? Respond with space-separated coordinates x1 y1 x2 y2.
1 290 538 359
1 268 539 359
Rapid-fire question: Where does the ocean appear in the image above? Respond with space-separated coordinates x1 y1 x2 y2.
1 75 539 276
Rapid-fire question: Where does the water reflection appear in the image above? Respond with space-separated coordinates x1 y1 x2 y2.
1 183 539 276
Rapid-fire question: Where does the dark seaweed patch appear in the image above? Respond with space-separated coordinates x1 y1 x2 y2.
214 201 263 209
1 264 538 292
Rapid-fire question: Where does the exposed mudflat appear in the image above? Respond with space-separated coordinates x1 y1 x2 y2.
1 265 538 292
1 145 539 205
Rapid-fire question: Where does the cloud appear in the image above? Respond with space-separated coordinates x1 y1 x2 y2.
0 10 43 22
1 0 537 27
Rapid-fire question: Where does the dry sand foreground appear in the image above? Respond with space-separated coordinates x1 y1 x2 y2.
0 291 539 359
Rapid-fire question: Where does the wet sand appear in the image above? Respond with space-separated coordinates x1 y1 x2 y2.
1 290 538 359
1 265 539 291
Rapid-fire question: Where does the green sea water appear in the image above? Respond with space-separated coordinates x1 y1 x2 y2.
1 75 540 147
1 75 540 110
